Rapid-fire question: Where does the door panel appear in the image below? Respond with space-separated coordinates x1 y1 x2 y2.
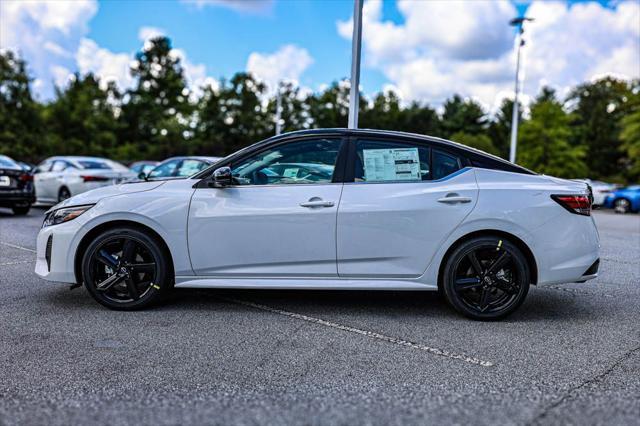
188 184 343 277
337 168 478 278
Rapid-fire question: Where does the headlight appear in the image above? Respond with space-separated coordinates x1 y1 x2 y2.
43 205 94 228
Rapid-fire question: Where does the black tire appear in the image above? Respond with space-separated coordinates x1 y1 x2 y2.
442 236 530 321
82 227 172 310
614 198 630 214
58 187 71 202
12 205 30 215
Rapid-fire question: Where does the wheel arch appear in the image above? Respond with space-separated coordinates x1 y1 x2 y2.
74 220 175 284
437 229 538 290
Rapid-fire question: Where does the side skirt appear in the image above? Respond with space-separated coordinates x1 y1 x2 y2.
174 276 438 291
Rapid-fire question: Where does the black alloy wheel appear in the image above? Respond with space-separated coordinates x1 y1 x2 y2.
442 236 530 320
82 227 171 310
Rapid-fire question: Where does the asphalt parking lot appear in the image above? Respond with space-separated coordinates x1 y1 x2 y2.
0 209 638 425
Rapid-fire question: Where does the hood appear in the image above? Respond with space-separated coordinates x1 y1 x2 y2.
49 180 166 212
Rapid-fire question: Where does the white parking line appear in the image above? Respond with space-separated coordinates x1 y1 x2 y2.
0 241 37 253
223 297 494 368
0 260 33 266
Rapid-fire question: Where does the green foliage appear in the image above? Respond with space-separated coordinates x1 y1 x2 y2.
0 43 638 183
0 51 45 161
450 132 499 156
518 89 587 178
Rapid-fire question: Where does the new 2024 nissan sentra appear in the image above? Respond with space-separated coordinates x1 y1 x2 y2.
35 129 600 320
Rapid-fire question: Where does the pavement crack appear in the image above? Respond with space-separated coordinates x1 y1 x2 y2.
538 285 615 298
527 344 640 425
220 296 495 368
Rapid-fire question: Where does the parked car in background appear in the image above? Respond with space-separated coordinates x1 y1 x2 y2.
129 161 158 177
17 161 36 173
0 155 35 215
35 129 599 320
143 156 221 180
34 156 136 205
603 185 640 213
573 179 617 206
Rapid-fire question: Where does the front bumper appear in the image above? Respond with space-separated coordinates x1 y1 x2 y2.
35 222 79 283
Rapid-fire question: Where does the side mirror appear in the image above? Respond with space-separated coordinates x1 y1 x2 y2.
138 172 148 180
211 166 232 188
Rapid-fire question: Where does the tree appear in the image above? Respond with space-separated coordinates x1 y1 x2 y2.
567 77 631 179
441 95 487 138
450 131 499 156
43 73 122 159
0 50 45 161
120 36 192 160
518 89 587 177
619 82 640 181
307 81 351 129
266 81 312 134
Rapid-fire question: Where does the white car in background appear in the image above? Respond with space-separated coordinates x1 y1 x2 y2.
573 179 617 206
34 156 135 205
35 129 600 320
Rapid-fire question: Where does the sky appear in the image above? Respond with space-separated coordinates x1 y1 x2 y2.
1 0 638 111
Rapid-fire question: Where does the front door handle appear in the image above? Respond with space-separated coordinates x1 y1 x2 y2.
300 197 335 208
437 196 472 204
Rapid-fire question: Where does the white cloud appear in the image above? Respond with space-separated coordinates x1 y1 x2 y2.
0 0 98 99
246 44 314 92
50 65 73 88
181 0 273 14
76 38 135 91
338 0 640 110
138 26 166 42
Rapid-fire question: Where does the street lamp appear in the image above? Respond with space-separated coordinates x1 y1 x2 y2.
508 16 534 164
348 0 364 129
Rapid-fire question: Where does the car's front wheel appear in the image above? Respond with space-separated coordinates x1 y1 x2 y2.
442 236 530 320
81 227 172 310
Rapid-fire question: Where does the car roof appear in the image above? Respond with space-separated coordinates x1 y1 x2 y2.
160 156 222 163
47 156 112 162
240 128 535 175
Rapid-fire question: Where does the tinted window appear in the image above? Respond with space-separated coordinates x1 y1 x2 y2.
149 159 180 178
231 138 341 185
432 150 461 180
78 160 111 170
354 139 430 183
0 156 19 169
51 161 68 172
176 159 208 177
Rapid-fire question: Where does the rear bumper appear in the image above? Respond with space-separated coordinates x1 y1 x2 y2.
0 190 36 207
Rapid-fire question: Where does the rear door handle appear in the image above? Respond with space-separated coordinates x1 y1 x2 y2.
437 196 472 204
300 198 335 208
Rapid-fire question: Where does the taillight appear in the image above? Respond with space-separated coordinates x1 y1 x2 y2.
81 175 110 182
551 194 591 216
19 173 33 182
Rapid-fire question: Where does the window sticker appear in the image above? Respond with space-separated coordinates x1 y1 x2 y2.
282 168 299 178
362 148 421 182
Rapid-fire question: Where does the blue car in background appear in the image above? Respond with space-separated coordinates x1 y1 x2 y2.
603 185 640 213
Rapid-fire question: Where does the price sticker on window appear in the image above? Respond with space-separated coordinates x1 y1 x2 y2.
362 148 421 182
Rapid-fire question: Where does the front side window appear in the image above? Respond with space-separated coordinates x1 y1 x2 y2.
230 138 341 185
354 139 430 183
51 161 68 172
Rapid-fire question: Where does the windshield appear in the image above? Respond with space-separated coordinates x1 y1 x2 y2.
77 160 112 170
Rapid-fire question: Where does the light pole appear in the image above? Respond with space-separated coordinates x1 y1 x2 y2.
508 16 533 164
348 0 363 129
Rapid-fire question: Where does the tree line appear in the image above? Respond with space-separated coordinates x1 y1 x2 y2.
1 37 638 182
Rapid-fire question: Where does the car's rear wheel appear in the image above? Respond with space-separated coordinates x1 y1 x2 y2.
442 236 530 320
82 227 172 310
614 198 630 214
58 187 71 203
12 204 30 215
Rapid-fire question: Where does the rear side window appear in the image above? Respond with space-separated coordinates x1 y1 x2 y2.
432 150 461 180
78 160 111 170
354 139 430 183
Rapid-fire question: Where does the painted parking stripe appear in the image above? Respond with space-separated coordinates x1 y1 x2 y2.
0 260 33 266
223 297 494 368
0 241 36 253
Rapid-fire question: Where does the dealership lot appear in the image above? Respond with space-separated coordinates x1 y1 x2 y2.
0 209 638 425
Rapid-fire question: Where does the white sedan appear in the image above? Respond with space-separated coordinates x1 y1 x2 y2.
34 156 136 205
35 130 600 320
